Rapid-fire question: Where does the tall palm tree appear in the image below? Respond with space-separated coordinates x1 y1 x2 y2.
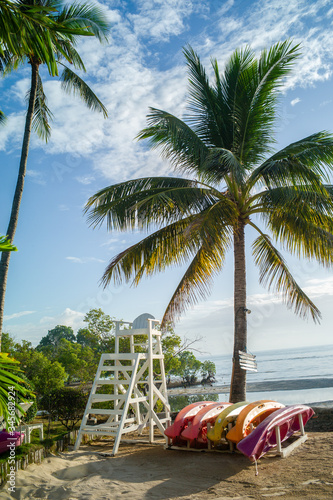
0 0 109 345
85 41 333 402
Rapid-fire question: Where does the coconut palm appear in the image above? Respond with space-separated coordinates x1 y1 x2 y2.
85 41 333 402
0 0 109 344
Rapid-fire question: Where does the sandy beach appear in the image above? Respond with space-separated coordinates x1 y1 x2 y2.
1 431 333 500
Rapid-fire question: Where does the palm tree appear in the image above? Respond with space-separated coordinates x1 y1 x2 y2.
0 0 109 345
85 41 333 402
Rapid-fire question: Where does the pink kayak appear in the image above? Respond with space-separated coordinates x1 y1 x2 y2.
237 404 314 461
181 402 232 443
164 401 216 445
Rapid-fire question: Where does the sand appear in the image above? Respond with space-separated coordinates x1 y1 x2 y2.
1 432 333 500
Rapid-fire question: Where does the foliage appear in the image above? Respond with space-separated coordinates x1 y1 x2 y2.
21 398 38 424
201 360 216 383
56 338 97 383
85 41 333 402
169 394 219 413
11 339 67 396
40 387 87 431
0 235 17 252
173 351 202 385
0 353 35 425
37 325 75 350
1 332 16 353
78 308 116 351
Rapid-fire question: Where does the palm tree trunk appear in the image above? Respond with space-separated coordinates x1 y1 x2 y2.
229 220 247 403
0 61 39 349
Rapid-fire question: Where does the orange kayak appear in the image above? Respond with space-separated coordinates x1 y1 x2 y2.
226 400 285 444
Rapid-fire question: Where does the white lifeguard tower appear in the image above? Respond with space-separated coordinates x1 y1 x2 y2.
74 313 171 455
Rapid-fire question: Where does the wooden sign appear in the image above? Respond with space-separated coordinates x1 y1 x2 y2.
238 350 257 372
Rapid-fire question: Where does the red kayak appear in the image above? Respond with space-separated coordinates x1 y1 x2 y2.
181 402 232 444
164 401 216 445
236 404 314 461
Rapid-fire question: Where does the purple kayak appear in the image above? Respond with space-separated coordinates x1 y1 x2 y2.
236 404 314 461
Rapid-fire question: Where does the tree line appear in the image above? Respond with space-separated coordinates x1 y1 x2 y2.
2 308 216 403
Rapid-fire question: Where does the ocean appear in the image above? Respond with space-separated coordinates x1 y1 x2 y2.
201 344 333 405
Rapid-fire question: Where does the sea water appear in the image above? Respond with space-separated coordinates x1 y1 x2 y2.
202 344 333 405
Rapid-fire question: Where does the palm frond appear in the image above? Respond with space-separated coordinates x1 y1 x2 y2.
29 74 53 142
260 186 333 265
0 110 6 125
202 148 244 186
60 65 108 117
101 215 203 288
100 204 233 323
137 109 208 178
55 38 86 71
0 353 35 425
237 40 300 166
162 217 232 326
183 45 229 148
85 177 231 231
251 228 321 322
0 235 17 252
56 2 110 42
249 132 333 189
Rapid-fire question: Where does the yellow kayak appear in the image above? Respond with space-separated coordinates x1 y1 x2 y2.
207 401 248 443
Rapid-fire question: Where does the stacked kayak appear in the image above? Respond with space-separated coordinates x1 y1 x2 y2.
165 400 314 459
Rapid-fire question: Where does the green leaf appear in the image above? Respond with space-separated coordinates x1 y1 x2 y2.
0 235 17 252
251 229 321 323
60 65 108 118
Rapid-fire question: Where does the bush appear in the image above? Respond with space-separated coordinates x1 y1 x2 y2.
40 387 87 431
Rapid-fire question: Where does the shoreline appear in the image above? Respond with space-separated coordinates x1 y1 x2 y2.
167 377 333 396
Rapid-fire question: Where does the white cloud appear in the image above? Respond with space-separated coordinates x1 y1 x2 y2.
291 97 301 106
2 0 333 185
76 175 95 185
4 310 35 321
58 204 69 211
66 256 105 264
26 169 46 185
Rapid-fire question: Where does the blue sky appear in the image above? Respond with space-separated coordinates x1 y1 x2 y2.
1 0 333 355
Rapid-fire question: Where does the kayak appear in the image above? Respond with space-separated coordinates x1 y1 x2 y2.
181 402 232 444
226 400 285 444
207 401 248 443
164 401 216 445
237 404 314 461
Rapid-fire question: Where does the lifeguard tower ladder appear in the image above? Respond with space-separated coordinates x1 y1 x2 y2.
74 313 171 455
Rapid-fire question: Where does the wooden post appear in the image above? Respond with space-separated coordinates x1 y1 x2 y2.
275 425 282 453
148 319 154 443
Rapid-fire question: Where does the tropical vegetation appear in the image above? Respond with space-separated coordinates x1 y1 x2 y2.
0 0 110 347
85 41 333 402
